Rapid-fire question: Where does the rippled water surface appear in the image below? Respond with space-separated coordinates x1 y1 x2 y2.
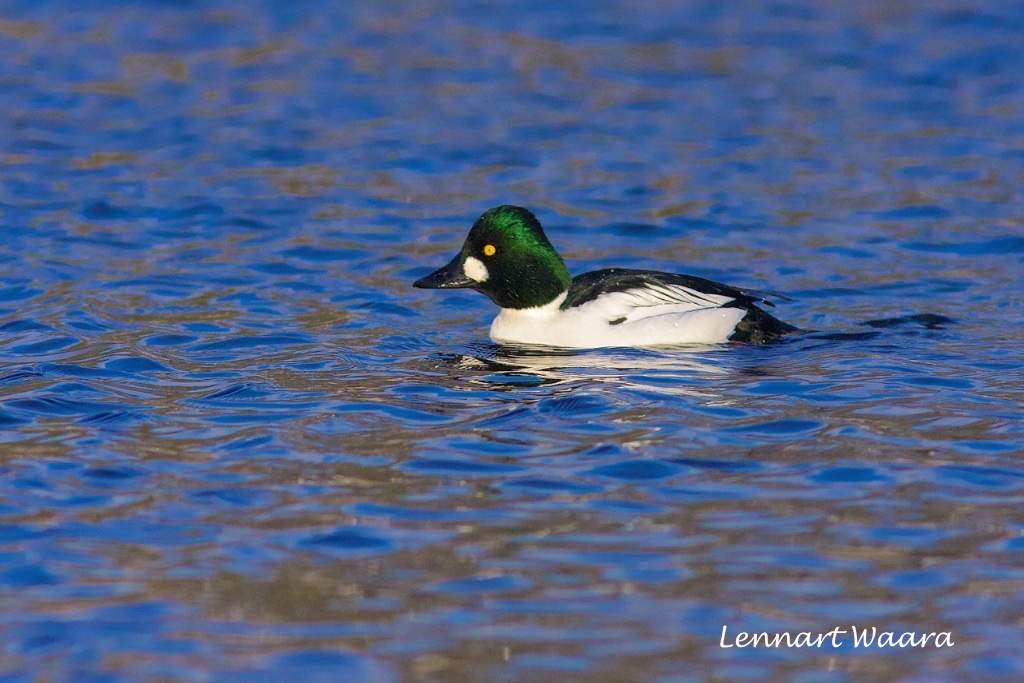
2 1 1024 680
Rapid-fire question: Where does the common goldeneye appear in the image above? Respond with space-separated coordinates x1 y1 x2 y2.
414 205 796 348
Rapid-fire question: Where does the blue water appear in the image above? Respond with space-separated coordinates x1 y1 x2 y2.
1 1 1024 680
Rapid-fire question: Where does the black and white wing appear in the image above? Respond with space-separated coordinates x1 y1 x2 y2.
562 268 795 341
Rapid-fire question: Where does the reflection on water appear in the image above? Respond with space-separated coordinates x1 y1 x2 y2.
2 0 1024 680
441 343 731 393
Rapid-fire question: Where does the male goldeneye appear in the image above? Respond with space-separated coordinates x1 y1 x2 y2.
414 205 796 348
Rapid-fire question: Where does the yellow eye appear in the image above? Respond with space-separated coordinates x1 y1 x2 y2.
483 244 496 256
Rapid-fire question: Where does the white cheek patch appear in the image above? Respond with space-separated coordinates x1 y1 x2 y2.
463 256 489 282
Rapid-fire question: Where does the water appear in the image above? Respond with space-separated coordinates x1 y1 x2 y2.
1 1 1023 680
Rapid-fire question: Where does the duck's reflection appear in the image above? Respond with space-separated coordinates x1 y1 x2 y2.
433 340 735 396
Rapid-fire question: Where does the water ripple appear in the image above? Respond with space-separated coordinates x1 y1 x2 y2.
0 1 1023 680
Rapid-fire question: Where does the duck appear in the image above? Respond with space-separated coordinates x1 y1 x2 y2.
414 205 796 348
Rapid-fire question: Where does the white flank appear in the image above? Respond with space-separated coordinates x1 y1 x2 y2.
463 256 489 282
489 287 746 348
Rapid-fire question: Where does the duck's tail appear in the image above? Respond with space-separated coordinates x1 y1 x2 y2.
728 304 801 344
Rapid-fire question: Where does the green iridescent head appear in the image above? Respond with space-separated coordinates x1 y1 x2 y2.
414 205 571 309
